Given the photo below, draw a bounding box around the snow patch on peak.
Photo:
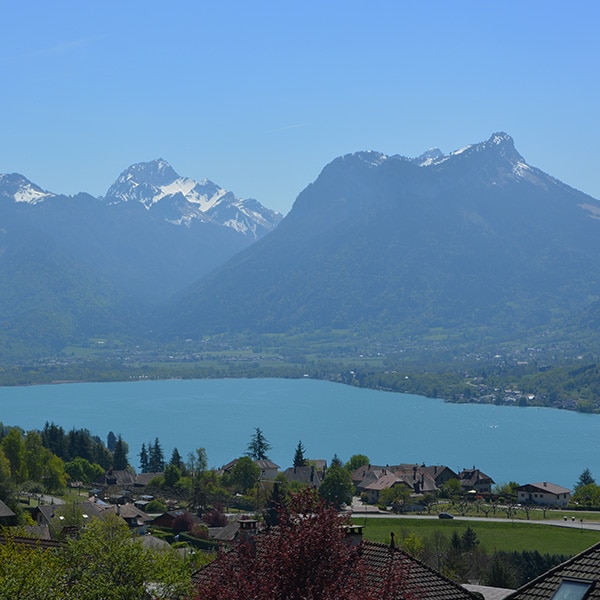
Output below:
[103,161,282,238]
[488,132,513,146]
[347,151,388,167]
[450,144,473,156]
[415,148,445,166]
[0,173,55,204]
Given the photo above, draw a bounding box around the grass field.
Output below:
[353,517,600,556]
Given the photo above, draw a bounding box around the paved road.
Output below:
[350,499,600,531]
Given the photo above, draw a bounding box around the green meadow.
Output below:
[355,517,600,556]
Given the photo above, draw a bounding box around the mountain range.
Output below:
[160,133,600,352]
[0,161,281,357]
[3,133,600,362]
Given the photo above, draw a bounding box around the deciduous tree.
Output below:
[227,457,260,494]
[345,454,370,473]
[319,464,353,508]
[194,488,411,600]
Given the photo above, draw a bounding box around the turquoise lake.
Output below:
[0,377,597,489]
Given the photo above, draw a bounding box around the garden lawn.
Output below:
[354,517,600,556]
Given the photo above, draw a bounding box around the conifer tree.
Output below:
[149,437,165,472]
[112,435,128,471]
[293,440,306,468]
[169,447,184,472]
[246,428,271,461]
[139,443,149,473]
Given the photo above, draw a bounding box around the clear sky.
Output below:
[1,1,598,215]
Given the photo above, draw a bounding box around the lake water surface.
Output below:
[0,377,597,489]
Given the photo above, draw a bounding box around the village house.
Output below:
[220,458,280,481]
[515,482,571,507]
[254,459,280,481]
[282,465,324,488]
[0,499,16,526]
[458,468,495,495]
[353,463,459,497]
[363,474,412,504]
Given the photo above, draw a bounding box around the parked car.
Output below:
[438,512,454,519]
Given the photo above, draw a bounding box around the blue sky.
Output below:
[1,1,598,214]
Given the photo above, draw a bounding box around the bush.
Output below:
[189,523,209,539]
[146,499,167,513]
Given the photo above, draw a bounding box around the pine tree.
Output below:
[170,447,184,472]
[112,435,129,471]
[576,468,595,489]
[107,431,117,453]
[246,428,271,461]
[293,440,306,468]
[461,526,479,551]
[149,437,165,472]
[139,443,149,473]
[330,454,343,469]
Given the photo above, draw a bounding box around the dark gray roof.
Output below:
[0,534,65,550]
[255,459,279,470]
[464,584,515,600]
[506,541,600,600]
[0,499,15,519]
[361,541,479,600]
[22,524,51,540]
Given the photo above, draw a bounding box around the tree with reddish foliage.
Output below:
[202,505,228,527]
[171,511,194,534]
[193,488,415,600]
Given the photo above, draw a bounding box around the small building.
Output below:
[458,468,495,495]
[255,459,280,481]
[0,499,16,525]
[363,474,411,505]
[515,482,571,507]
[220,458,280,481]
[282,465,324,488]
[114,503,152,530]
[152,508,199,530]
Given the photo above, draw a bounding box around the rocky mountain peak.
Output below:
[0,173,55,204]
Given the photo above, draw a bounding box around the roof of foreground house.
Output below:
[506,541,600,600]
[360,540,479,600]
[191,536,479,600]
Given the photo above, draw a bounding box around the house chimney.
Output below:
[343,524,364,548]
[239,519,258,543]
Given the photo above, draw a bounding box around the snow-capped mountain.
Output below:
[0,173,55,204]
[104,159,282,239]
[0,159,284,358]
